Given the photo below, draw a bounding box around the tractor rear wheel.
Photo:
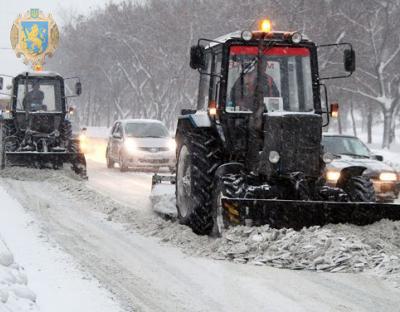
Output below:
[343,176,376,202]
[176,130,221,235]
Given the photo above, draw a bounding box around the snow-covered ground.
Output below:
[0,179,124,312]
[0,234,38,311]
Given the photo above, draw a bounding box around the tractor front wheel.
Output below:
[176,131,221,235]
[343,176,376,202]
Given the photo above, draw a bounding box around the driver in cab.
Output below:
[230,60,279,112]
[23,80,47,111]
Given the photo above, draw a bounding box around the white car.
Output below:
[106,119,176,172]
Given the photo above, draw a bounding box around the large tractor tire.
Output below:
[343,176,376,202]
[176,130,221,235]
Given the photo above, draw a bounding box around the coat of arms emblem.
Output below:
[10,9,59,70]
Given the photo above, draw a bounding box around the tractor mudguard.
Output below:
[336,166,367,189]
[214,162,244,179]
[221,197,400,230]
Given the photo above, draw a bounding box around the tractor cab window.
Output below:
[16,79,62,112]
[226,46,314,113]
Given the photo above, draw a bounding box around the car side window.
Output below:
[113,123,122,137]
[111,123,118,135]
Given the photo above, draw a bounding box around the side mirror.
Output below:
[190,45,206,70]
[75,82,82,96]
[113,132,122,139]
[372,155,384,161]
[330,103,339,118]
[0,77,3,90]
[81,127,87,132]
[344,49,356,72]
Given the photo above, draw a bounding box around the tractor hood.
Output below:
[326,155,396,178]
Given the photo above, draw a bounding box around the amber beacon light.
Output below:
[259,19,272,32]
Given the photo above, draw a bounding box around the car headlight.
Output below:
[322,152,334,164]
[124,138,138,153]
[168,139,177,151]
[269,151,280,164]
[326,170,340,182]
[379,172,397,182]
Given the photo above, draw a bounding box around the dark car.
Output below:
[322,134,399,202]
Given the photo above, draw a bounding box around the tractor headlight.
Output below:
[291,32,303,44]
[124,138,138,154]
[269,151,280,164]
[379,172,397,182]
[322,152,334,164]
[326,170,341,182]
[241,30,253,41]
[168,139,177,151]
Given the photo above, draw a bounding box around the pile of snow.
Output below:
[2,167,400,289]
[0,238,38,311]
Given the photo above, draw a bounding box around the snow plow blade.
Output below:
[151,173,176,188]
[221,198,400,230]
[5,151,87,178]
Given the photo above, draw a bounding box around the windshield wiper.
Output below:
[340,153,370,158]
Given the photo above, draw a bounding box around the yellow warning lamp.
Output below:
[259,19,272,32]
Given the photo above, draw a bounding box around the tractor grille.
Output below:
[261,114,322,177]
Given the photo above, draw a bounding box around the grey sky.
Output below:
[0,0,123,75]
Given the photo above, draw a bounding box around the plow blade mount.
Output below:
[222,198,400,230]
[5,151,87,177]
[151,173,176,188]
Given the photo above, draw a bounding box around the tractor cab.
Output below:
[189,23,355,176]
[11,72,67,133]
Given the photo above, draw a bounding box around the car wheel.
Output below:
[119,154,128,172]
[106,149,114,169]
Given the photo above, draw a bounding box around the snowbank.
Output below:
[0,180,123,312]
[150,186,400,287]
[0,237,39,311]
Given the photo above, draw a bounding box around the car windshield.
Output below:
[322,136,371,158]
[16,78,62,112]
[124,122,169,138]
[226,46,314,113]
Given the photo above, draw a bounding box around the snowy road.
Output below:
[87,160,153,211]
[0,161,399,311]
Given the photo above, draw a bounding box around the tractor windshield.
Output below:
[226,46,314,113]
[16,78,62,112]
